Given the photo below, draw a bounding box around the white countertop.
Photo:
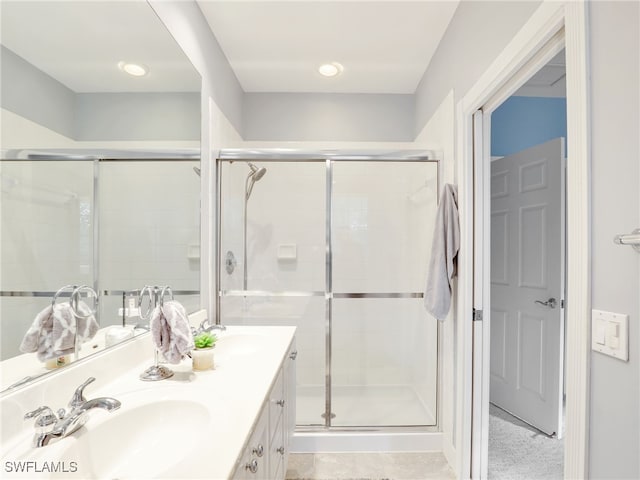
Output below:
[0,324,296,479]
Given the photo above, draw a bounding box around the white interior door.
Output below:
[490,137,565,437]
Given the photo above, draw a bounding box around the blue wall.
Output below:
[491,96,567,157]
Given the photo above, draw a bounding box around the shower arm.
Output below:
[243,173,253,291]
[242,163,266,291]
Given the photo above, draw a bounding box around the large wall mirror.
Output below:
[0,1,201,393]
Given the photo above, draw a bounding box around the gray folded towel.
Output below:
[20,301,99,361]
[20,304,54,361]
[150,300,195,364]
[424,183,460,321]
[52,300,99,356]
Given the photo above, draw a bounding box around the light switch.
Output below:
[594,323,606,345]
[592,309,629,361]
[607,322,620,349]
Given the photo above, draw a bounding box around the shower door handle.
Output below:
[535,297,557,309]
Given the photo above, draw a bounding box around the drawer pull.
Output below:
[252,444,264,457]
[276,399,285,407]
[277,446,285,455]
[289,350,298,360]
[245,459,258,474]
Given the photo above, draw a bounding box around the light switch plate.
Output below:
[592,309,629,361]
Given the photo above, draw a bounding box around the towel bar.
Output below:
[614,228,640,252]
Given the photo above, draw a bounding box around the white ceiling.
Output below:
[1,1,459,96]
[197,1,460,94]
[0,1,200,93]
[516,50,566,98]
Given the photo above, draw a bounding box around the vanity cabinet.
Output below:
[235,408,270,479]
[233,340,296,480]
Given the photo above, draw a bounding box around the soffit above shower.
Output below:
[196,1,460,94]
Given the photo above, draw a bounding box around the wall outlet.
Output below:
[591,309,629,361]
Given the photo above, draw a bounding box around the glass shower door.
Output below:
[217,157,439,429]
[0,160,94,360]
[330,161,439,427]
[218,160,327,427]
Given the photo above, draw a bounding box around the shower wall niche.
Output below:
[218,157,439,429]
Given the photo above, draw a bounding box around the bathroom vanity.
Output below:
[0,323,296,479]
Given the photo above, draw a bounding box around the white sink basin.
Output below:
[62,399,210,479]
[2,394,213,480]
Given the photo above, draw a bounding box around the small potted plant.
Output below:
[192,332,217,371]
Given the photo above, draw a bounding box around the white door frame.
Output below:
[455,2,591,479]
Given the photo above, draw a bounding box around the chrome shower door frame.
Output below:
[216,153,440,431]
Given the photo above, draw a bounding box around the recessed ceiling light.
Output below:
[118,61,148,77]
[318,62,343,77]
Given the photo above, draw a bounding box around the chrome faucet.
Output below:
[192,319,226,336]
[24,377,121,448]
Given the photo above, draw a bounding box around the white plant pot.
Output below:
[192,347,215,371]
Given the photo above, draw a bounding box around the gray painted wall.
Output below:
[414,1,541,136]
[1,46,75,139]
[149,2,419,142]
[416,1,639,477]
[75,92,200,142]
[243,93,415,142]
[589,1,639,478]
[1,46,200,143]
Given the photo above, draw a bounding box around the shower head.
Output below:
[245,162,267,199]
[193,167,201,177]
[248,162,267,181]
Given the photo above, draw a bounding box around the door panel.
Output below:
[490,138,565,437]
[519,204,547,288]
[490,309,507,381]
[517,311,545,397]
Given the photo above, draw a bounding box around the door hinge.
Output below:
[473,308,483,322]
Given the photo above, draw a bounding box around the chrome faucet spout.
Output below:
[34,430,64,448]
[82,397,121,412]
[26,378,120,448]
[192,319,226,337]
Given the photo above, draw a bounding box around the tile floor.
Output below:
[285,452,455,480]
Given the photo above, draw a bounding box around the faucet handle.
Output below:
[24,406,57,429]
[69,377,96,409]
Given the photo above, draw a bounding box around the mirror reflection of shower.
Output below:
[243,162,267,290]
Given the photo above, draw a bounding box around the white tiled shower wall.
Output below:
[219,160,439,426]
[0,160,200,360]
[98,161,200,321]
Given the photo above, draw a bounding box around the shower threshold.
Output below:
[297,384,436,428]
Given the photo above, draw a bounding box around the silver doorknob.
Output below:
[535,297,557,309]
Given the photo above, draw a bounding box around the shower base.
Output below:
[296,384,436,427]
[292,384,441,452]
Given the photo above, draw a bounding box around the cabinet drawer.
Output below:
[269,413,285,480]
[269,367,285,433]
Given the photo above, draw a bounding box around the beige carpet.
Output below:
[488,404,563,479]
